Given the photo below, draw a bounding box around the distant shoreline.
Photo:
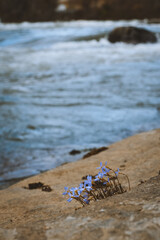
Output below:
[1,17,160,24]
[0,0,160,23]
[0,17,160,25]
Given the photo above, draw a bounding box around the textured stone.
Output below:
[0,129,160,239]
[108,26,157,44]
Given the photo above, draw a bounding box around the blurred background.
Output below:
[0,0,160,188]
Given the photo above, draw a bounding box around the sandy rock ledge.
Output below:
[0,129,160,240]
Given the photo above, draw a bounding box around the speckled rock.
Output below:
[0,129,160,240]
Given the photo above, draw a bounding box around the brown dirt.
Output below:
[0,129,160,239]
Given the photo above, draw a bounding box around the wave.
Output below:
[0,19,159,30]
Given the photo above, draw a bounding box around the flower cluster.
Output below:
[63,162,129,207]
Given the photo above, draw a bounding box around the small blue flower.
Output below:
[63,161,121,206]
[62,186,69,195]
[84,175,92,185]
[96,162,103,169]
[84,175,92,191]
[82,193,88,198]
[67,197,73,202]
[85,185,92,191]
[78,183,85,194]
[84,199,90,204]
[70,187,76,192]
[115,168,119,176]
[102,167,110,174]
[67,193,73,202]
[70,187,80,198]
[79,183,84,189]
[94,172,104,181]
[67,192,73,202]
[67,188,80,202]
[97,162,110,175]
[87,175,92,182]
[82,192,90,204]
[84,181,92,187]
[103,177,110,185]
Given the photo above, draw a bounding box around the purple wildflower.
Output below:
[115,168,119,176]
[67,192,73,202]
[62,186,69,195]
[96,162,103,170]
[96,161,110,176]
[84,199,90,204]
[94,172,104,181]
[78,183,85,194]
[67,187,80,202]
[84,176,92,191]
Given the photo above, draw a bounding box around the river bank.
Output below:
[0,129,160,239]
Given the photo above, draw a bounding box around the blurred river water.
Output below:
[0,20,160,185]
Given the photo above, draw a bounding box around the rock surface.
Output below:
[0,129,160,239]
[108,26,157,44]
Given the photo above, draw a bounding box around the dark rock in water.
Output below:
[69,149,81,155]
[27,125,36,130]
[83,146,108,159]
[69,146,108,157]
[108,26,157,44]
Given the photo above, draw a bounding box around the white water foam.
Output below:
[0,20,160,183]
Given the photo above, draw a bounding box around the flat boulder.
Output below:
[0,129,160,240]
[108,26,157,44]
